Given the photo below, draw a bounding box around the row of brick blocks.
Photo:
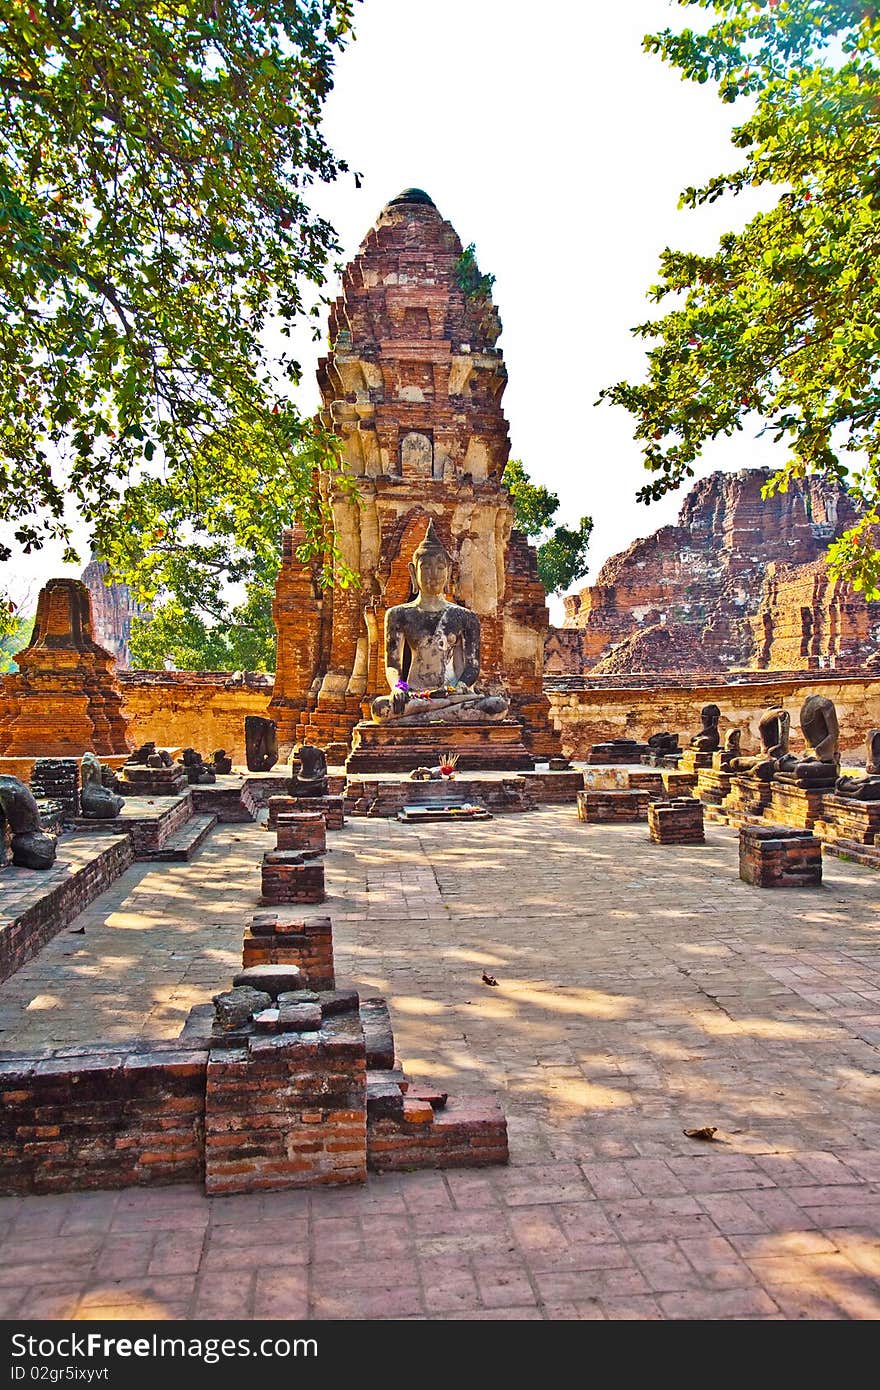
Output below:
[260,795,345,905]
[575,789,823,889]
[576,789,705,845]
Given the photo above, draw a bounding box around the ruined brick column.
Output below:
[270,187,561,760]
[4,579,131,756]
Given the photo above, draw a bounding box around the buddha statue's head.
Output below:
[409,520,452,599]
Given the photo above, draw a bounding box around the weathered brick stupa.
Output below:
[270,188,560,763]
[81,556,150,670]
[552,468,880,675]
[0,579,131,756]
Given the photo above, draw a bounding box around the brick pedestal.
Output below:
[261,852,325,904]
[576,789,649,824]
[721,774,773,825]
[679,750,715,774]
[813,794,880,846]
[276,812,327,854]
[267,795,345,831]
[695,769,733,807]
[205,1012,367,1195]
[243,911,335,989]
[739,823,822,888]
[648,798,705,845]
[769,780,828,830]
[29,758,80,821]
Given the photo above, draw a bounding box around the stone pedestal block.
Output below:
[721,774,773,825]
[739,823,822,888]
[648,798,705,845]
[30,758,80,821]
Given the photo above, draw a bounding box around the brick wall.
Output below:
[548,674,880,760]
[0,835,133,984]
[0,1042,207,1194]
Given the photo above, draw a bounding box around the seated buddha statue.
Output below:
[774,694,840,787]
[729,705,791,782]
[370,521,509,725]
[689,703,721,752]
[835,728,880,800]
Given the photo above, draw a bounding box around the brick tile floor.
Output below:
[0,810,879,1319]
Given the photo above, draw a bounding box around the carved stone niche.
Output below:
[400,431,434,480]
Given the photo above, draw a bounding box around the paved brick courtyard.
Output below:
[0,808,879,1320]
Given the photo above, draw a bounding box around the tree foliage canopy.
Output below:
[0,0,356,635]
[502,458,592,595]
[600,0,880,596]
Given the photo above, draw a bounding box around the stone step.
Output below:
[142,814,217,862]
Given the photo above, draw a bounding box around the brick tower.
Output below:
[269,189,560,762]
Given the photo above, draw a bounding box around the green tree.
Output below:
[600,0,880,596]
[0,611,33,672]
[0,0,357,636]
[502,458,593,595]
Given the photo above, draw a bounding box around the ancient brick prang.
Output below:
[1,580,131,757]
[80,558,150,669]
[270,188,560,761]
[559,468,879,673]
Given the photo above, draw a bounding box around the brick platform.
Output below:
[739,823,823,888]
[577,789,649,824]
[0,834,133,984]
[648,797,705,845]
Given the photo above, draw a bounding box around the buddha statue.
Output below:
[729,706,791,782]
[835,728,880,800]
[775,694,840,787]
[80,752,125,819]
[289,741,328,797]
[689,703,721,753]
[371,521,509,725]
[0,775,57,868]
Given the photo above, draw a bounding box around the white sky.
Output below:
[7,0,790,620]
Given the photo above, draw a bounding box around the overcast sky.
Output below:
[8,0,788,618]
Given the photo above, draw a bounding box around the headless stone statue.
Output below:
[212,749,233,775]
[0,775,57,869]
[836,728,880,800]
[690,703,721,753]
[370,521,508,725]
[80,752,125,819]
[179,748,216,785]
[647,731,680,755]
[289,742,328,797]
[730,706,791,782]
[776,694,840,787]
[245,716,278,772]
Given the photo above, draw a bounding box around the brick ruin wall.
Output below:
[557,468,880,675]
[548,673,880,762]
